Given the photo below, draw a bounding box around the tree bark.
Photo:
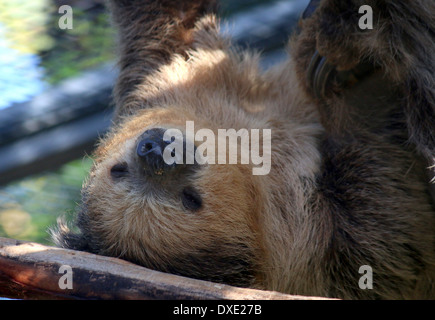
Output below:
[0,237,332,300]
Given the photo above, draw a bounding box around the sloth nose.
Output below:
[136,128,172,175]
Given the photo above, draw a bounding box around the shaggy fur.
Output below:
[52,0,435,299]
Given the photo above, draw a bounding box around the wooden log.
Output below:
[0,237,332,300]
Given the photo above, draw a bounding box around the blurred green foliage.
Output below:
[0,158,93,245]
[41,5,115,84]
[0,0,111,245]
[0,0,53,54]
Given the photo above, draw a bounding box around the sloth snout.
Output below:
[136,128,174,176]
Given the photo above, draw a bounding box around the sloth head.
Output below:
[52,107,268,287]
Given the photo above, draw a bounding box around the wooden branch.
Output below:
[0,237,331,300]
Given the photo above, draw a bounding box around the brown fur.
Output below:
[52,0,435,299]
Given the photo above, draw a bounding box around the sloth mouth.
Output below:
[110,162,129,178]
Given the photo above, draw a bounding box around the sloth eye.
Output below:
[110,162,129,178]
[181,187,202,211]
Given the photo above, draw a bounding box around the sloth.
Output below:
[52,0,435,299]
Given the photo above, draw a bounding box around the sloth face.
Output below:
[55,107,266,287]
